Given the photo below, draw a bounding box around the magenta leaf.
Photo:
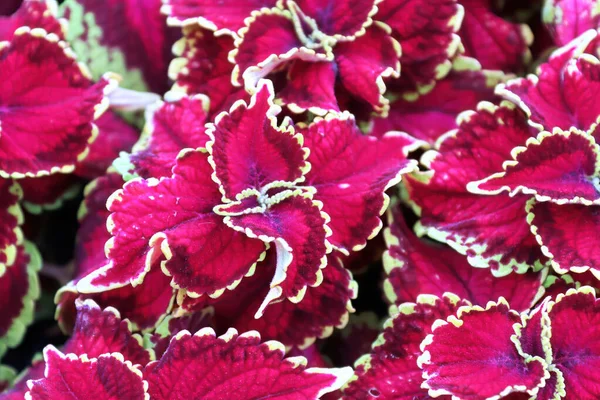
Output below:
[405,102,545,275]
[458,0,533,72]
[527,200,600,277]
[0,28,115,178]
[300,113,419,253]
[343,293,468,399]
[27,347,148,400]
[289,0,377,39]
[542,287,600,398]
[334,23,401,117]
[376,0,463,97]
[470,128,600,205]
[543,0,600,46]
[0,241,41,358]
[169,26,244,116]
[384,205,545,312]
[206,80,309,200]
[223,191,331,309]
[499,38,600,131]
[199,253,357,349]
[162,0,281,33]
[124,94,210,179]
[369,58,503,144]
[77,149,266,299]
[144,328,352,399]
[419,299,548,399]
[0,0,64,41]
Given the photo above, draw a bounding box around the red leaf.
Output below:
[144,328,352,399]
[224,191,330,308]
[377,0,463,97]
[207,80,308,200]
[419,300,548,399]
[470,128,600,205]
[162,0,281,33]
[384,206,545,312]
[458,0,532,72]
[0,29,114,178]
[300,113,418,253]
[405,102,545,275]
[527,200,600,277]
[343,293,467,399]
[27,347,148,400]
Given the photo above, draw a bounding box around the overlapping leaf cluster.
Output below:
[2,0,600,399]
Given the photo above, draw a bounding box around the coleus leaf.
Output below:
[343,293,468,399]
[79,267,175,333]
[169,26,247,116]
[161,0,282,34]
[120,93,211,179]
[190,252,357,349]
[513,291,580,399]
[74,81,326,318]
[299,112,420,253]
[222,190,331,308]
[206,80,309,200]
[328,22,401,117]
[543,0,600,46]
[384,205,546,312]
[288,0,378,39]
[25,300,153,399]
[232,7,399,116]
[75,173,124,279]
[0,0,65,41]
[278,60,340,114]
[369,57,504,145]
[77,148,266,300]
[205,81,337,307]
[418,299,548,399]
[231,7,331,89]
[376,0,464,98]
[458,0,533,72]
[405,101,546,275]
[0,27,115,178]
[146,307,215,359]
[278,21,401,116]
[541,287,600,398]
[0,180,23,271]
[144,327,353,400]
[15,112,138,203]
[60,0,177,94]
[26,347,148,400]
[57,173,175,332]
[61,299,153,365]
[498,33,600,131]
[0,243,41,358]
[527,200,600,278]
[58,269,175,334]
[469,128,600,205]
[0,208,41,358]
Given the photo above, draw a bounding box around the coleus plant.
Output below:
[4,0,600,399]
